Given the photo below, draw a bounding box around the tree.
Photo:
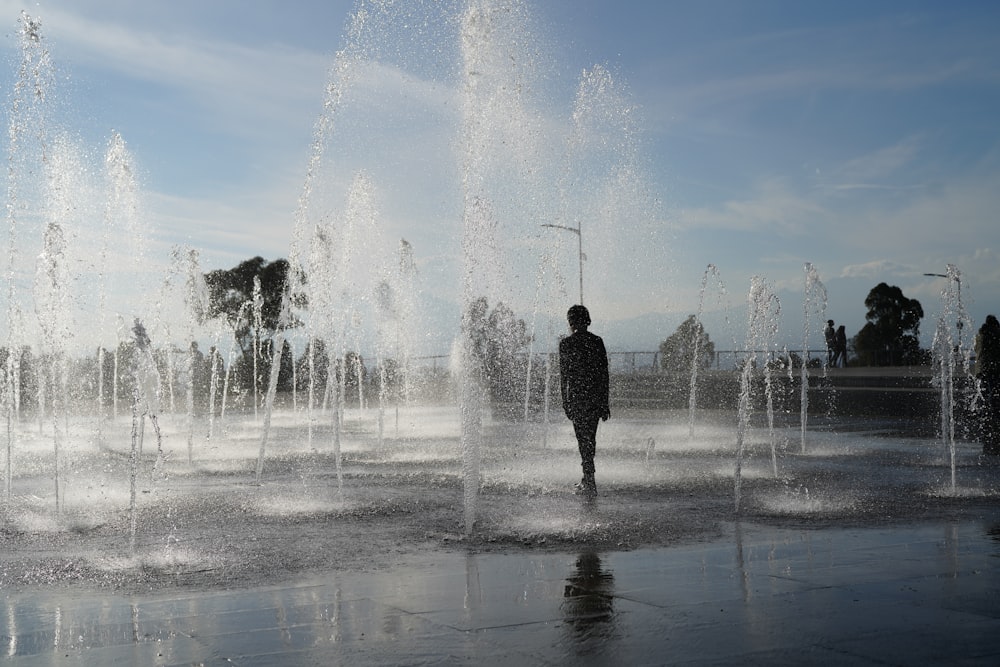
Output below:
[852,283,924,366]
[465,297,532,412]
[203,257,303,355]
[659,315,716,371]
[204,257,305,392]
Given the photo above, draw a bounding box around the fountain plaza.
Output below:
[2,378,1000,665]
[2,1,999,663]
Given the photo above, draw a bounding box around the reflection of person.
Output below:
[559,305,610,496]
[562,551,615,646]
[824,320,836,366]
[975,315,1000,455]
[834,325,848,368]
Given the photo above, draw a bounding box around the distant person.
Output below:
[834,325,848,368]
[559,305,610,497]
[975,315,1000,455]
[824,320,836,366]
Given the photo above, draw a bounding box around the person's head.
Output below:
[827,320,834,327]
[567,304,591,332]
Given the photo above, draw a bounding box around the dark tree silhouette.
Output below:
[465,297,532,413]
[203,257,304,357]
[658,315,716,371]
[204,257,305,393]
[852,283,924,366]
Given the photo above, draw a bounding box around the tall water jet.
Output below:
[734,276,781,512]
[929,264,972,491]
[206,334,222,439]
[278,1,399,458]
[99,132,144,448]
[36,132,91,511]
[459,0,541,535]
[251,276,263,420]
[689,264,728,438]
[130,320,162,552]
[35,220,70,510]
[302,221,337,448]
[256,289,291,483]
[330,172,382,469]
[393,239,418,434]
[283,0,384,293]
[373,240,418,444]
[219,303,250,426]
[4,12,52,499]
[800,263,827,453]
[177,247,209,463]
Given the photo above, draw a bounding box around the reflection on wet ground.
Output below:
[562,551,617,650]
[3,520,1000,665]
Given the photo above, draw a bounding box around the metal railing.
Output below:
[409,349,833,375]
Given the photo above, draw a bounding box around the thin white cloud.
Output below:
[639,7,1000,140]
[839,168,1000,255]
[146,185,298,269]
[825,136,923,187]
[5,2,331,137]
[839,260,913,280]
[677,177,830,234]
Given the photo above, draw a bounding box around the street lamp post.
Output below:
[542,222,583,305]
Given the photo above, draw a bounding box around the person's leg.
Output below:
[573,416,599,492]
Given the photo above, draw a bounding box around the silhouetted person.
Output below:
[975,315,1000,455]
[559,305,610,496]
[824,320,836,366]
[833,325,848,368]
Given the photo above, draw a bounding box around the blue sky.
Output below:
[2,0,998,356]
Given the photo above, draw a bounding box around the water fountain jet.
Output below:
[799,262,827,453]
[734,276,780,512]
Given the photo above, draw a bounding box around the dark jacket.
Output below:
[559,330,610,421]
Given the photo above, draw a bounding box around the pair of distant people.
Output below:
[825,319,848,368]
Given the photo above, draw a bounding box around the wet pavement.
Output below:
[4,405,1000,664]
[4,517,1000,666]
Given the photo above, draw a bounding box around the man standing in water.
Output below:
[559,305,610,496]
